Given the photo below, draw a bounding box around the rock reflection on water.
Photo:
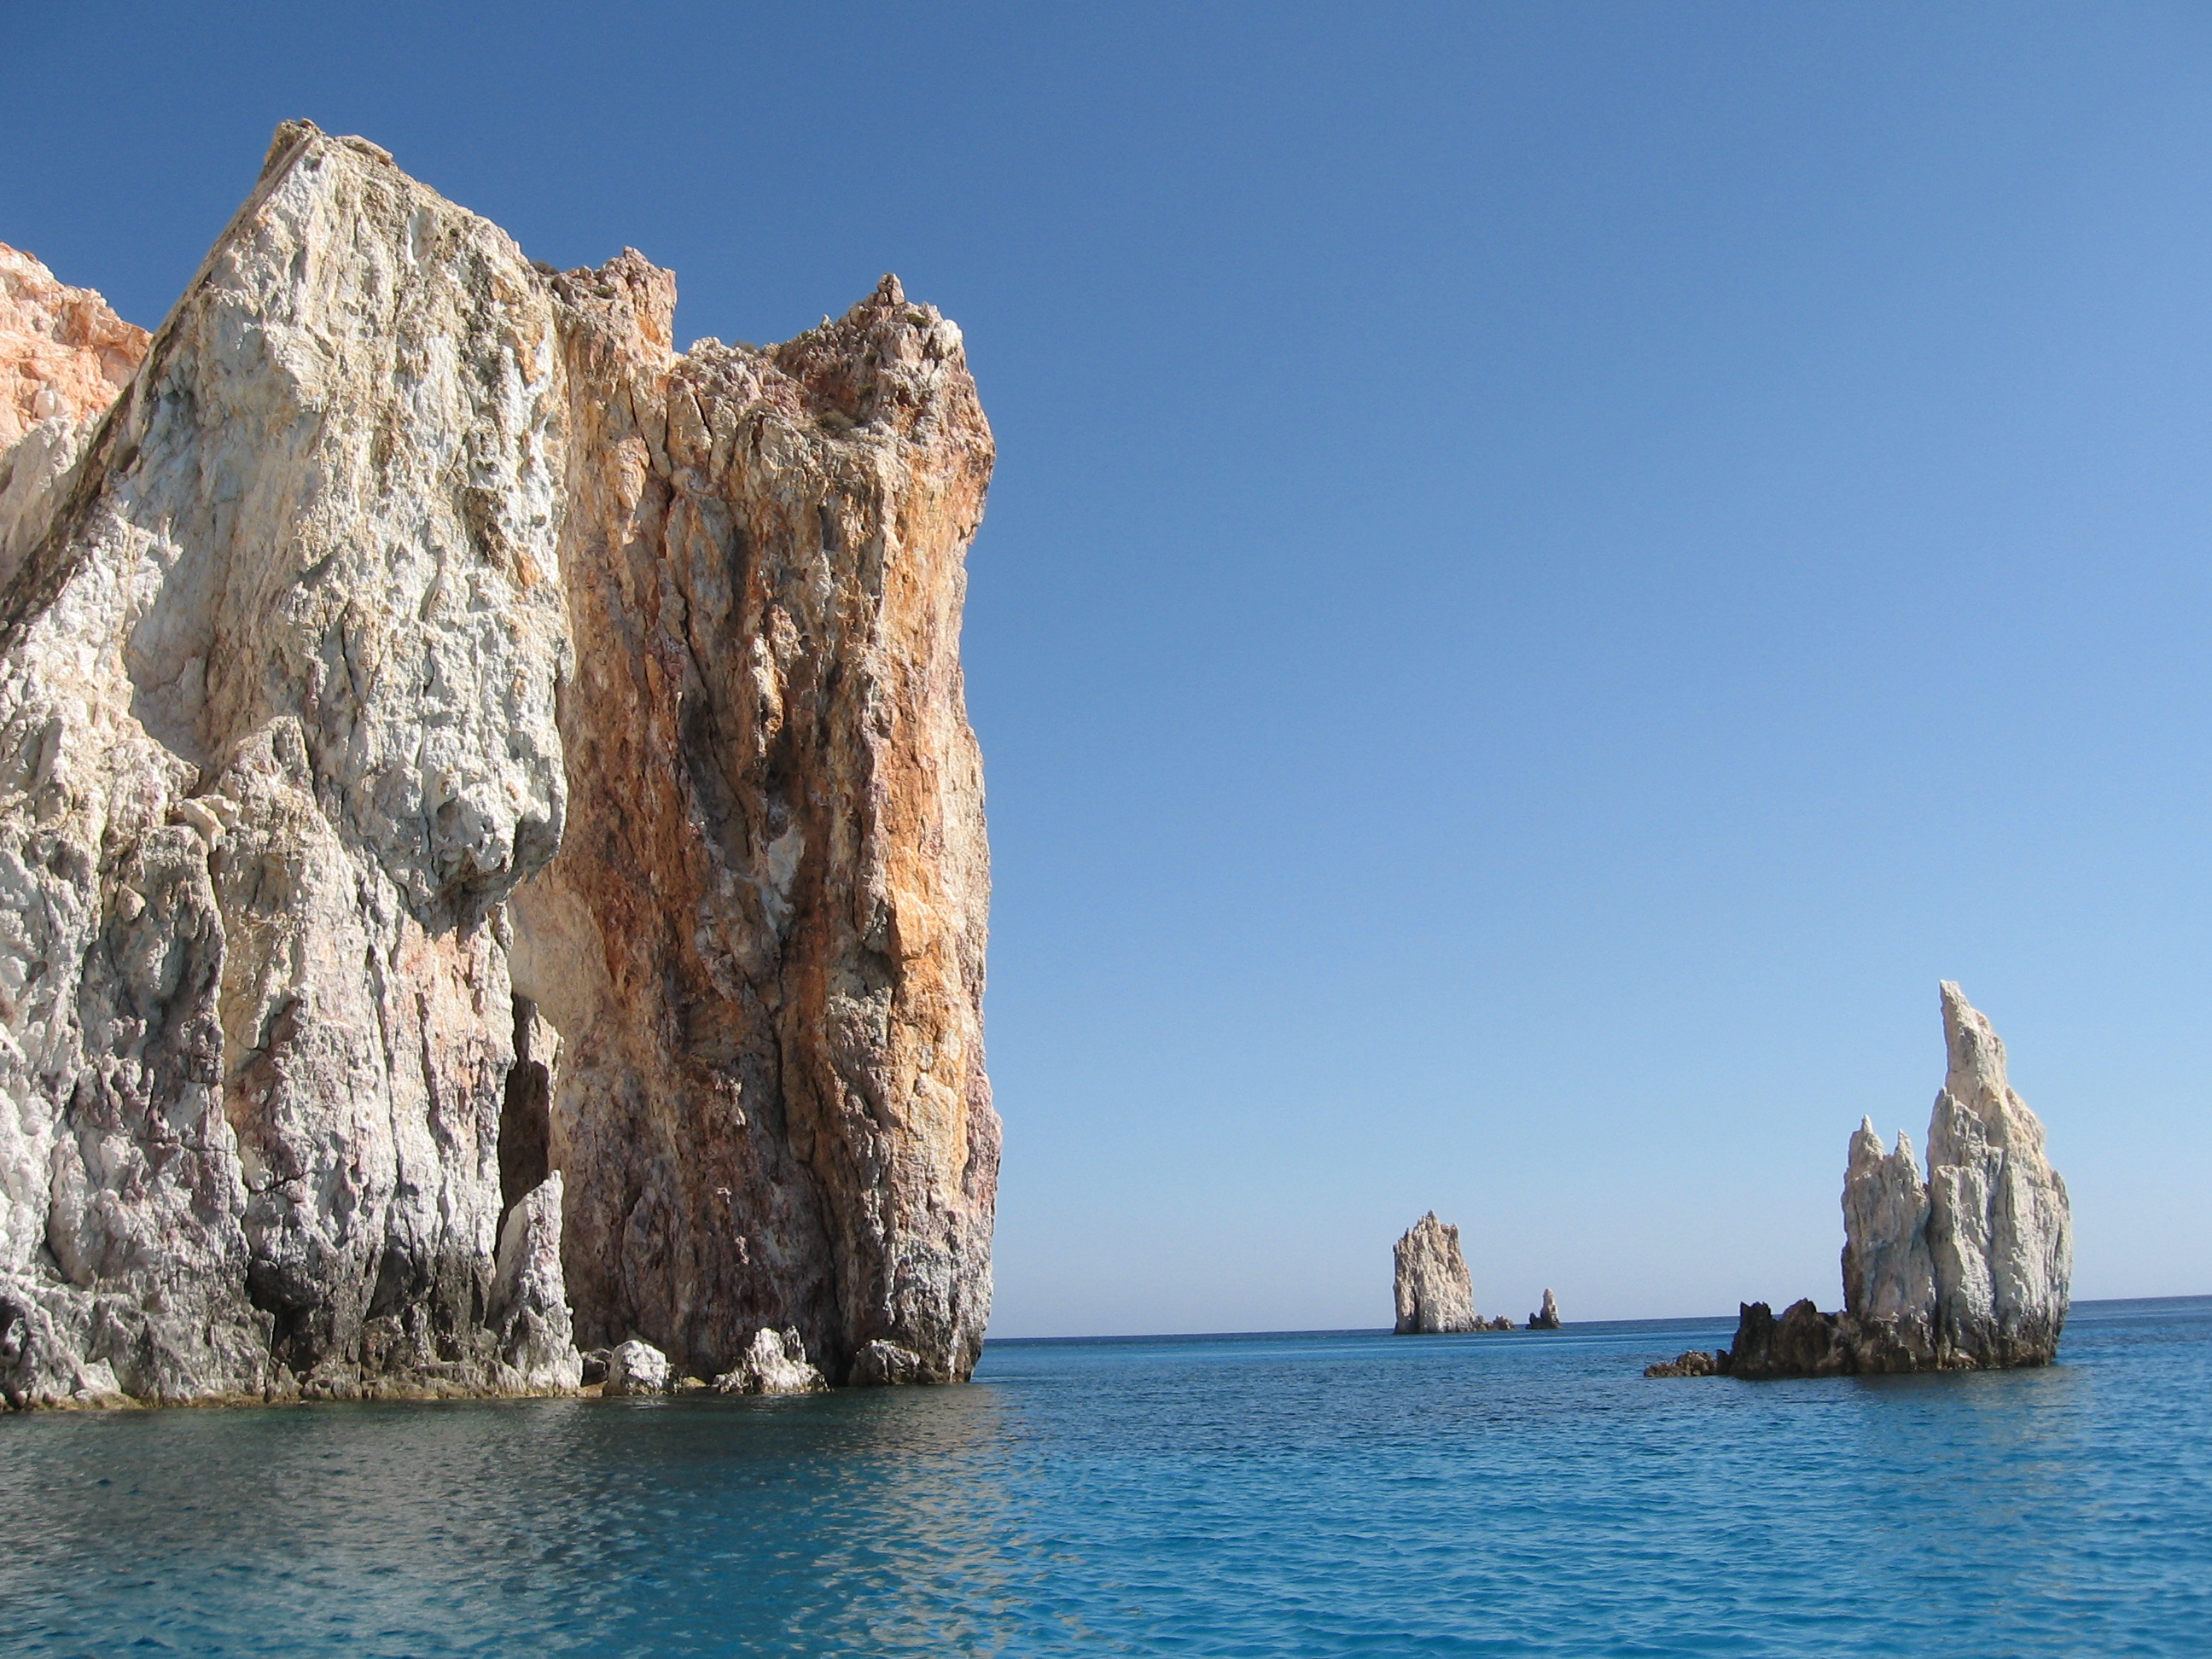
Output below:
[2,1301,2208,1656]
[0,1386,1040,1656]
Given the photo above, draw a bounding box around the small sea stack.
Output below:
[1527,1289,1562,1330]
[1650,983,2072,1379]
[1394,1213,1478,1334]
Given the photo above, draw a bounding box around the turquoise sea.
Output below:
[3,1297,2206,1656]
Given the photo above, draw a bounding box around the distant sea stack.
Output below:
[1650,983,2070,1380]
[1394,1213,1478,1334]
[0,124,998,1408]
[1527,1289,1562,1330]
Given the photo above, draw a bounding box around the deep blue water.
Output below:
[2,1297,2207,1656]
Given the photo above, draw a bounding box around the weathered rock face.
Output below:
[492,1172,584,1393]
[1922,981,2070,1366]
[602,1337,671,1396]
[1719,1299,1853,1379]
[1674,983,2069,1382]
[713,1326,827,1395]
[513,246,996,1387]
[1840,1117,1936,1357]
[1527,1288,1562,1330]
[1393,1212,1477,1334]
[1643,1348,1719,1378]
[0,243,147,446]
[0,246,149,587]
[1835,982,2069,1370]
[0,122,997,1406]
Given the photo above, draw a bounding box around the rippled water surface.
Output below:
[3,1298,2207,1656]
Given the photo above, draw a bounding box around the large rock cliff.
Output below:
[1701,982,2069,1380]
[1393,1212,1478,1334]
[0,123,996,1406]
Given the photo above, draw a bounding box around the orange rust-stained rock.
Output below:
[0,124,997,1406]
[512,255,998,1383]
[0,243,148,447]
[0,245,151,587]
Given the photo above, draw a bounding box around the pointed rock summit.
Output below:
[1920,981,2072,1365]
[1672,983,2070,1379]
[0,123,998,1407]
[1527,1288,1562,1330]
[1394,1212,1478,1334]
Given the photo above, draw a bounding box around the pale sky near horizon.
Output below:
[9,2,2212,1335]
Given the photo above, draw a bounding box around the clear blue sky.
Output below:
[10,3,2211,1333]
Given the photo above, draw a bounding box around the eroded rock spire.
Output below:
[1394,1212,1478,1334]
[1676,982,2070,1380]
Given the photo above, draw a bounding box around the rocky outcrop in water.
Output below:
[1528,1289,1561,1330]
[1394,1212,1477,1334]
[1919,981,2070,1365]
[0,123,997,1407]
[1650,983,2069,1380]
[1643,1348,1720,1377]
[713,1327,827,1394]
[603,1338,672,1396]
[1714,1298,1851,1378]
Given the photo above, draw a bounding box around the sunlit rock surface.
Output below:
[1668,983,2070,1381]
[1394,1212,1477,1334]
[603,1338,671,1396]
[519,246,996,1388]
[0,122,996,1406]
[0,245,149,588]
[1920,981,2071,1366]
[713,1327,827,1394]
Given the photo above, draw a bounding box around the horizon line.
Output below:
[981,1293,2212,1347]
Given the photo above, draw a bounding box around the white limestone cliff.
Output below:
[1840,1118,1937,1362]
[492,1172,585,1392]
[1394,1212,1477,1335]
[1922,981,2072,1366]
[1840,982,2070,1368]
[0,122,998,1406]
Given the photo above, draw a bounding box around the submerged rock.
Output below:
[0,122,998,1407]
[1527,1289,1562,1330]
[1394,1213,1478,1334]
[1682,984,2071,1380]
